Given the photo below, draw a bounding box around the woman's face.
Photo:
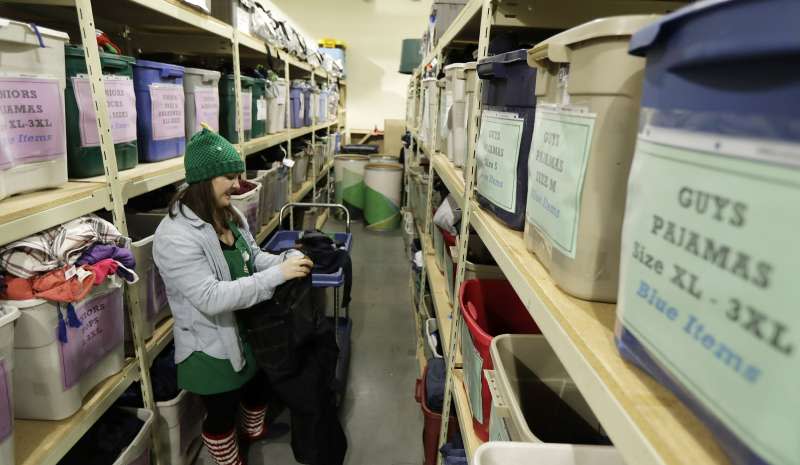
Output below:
[211,174,241,208]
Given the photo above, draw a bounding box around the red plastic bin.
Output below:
[415,367,460,465]
[459,279,540,441]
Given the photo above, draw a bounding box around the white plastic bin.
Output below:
[231,181,262,237]
[444,63,467,166]
[183,67,221,138]
[9,278,125,420]
[292,152,309,191]
[115,408,155,465]
[0,19,69,201]
[436,77,448,153]
[267,78,287,134]
[211,0,253,34]
[156,390,205,465]
[0,306,20,465]
[487,334,607,444]
[421,77,438,147]
[475,443,624,465]
[462,61,478,174]
[126,212,171,340]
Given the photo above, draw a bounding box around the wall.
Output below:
[267,0,431,131]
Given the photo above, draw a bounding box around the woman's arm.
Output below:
[154,232,286,317]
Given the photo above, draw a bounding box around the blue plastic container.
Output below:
[617,3,800,465]
[303,85,313,126]
[475,49,536,230]
[290,81,305,129]
[133,59,186,162]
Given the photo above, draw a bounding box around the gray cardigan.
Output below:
[153,203,288,371]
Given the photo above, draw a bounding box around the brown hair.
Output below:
[168,180,243,234]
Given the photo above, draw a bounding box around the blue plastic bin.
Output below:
[262,230,353,287]
[303,85,313,126]
[617,3,800,465]
[133,59,186,162]
[475,50,536,230]
[290,81,305,129]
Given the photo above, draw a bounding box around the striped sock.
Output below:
[240,404,267,440]
[202,429,244,465]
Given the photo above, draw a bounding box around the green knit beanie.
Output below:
[184,128,245,184]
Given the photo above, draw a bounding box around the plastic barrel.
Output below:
[334,155,369,221]
[364,162,403,231]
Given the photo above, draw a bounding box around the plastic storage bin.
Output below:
[436,77,448,153]
[290,80,306,129]
[231,181,261,237]
[183,67,221,138]
[474,443,624,465]
[0,306,20,465]
[444,63,467,167]
[421,77,439,148]
[219,74,254,143]
[267,78,287,134]
[126,212,171,340]
[65,45,138,178]
[524,16,655,302]
[416,362,459,465]
[211,0,253,34]
[115,408,154,465]
[0,20,69,200]
[400,39,422,74]
[156,390,205,465]
[433,225,456,273]
[251,77,268,138]
[462,61,478,174]
[446,244,504,303]
[303,84,313,127]
[291,152,309,191]
[133,59,186,162]
[9,278,125,420]
[273,165,289,211]
[247,169,272,225]
[432,0,468,46]
[459,279,540,441]
[487,335,608,444]
[616,3,800,465]
[475,49,537,230]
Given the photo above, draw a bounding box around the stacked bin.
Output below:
[126,212,172,340]
[133,59,186,162]
[251,77,268,139]
[267,77,287,134]
[459,279,540,440]
[290,80,306,128]
[156,390,205,465]
[65,45,138,178]
[475,50,537,230]
[292,151,309,191]
[0,306,20,465]
[0,20,69,200]
[444,63,468,167]
[7,278,125,420]
[524,16,656,302]
[615,3,800,465]
[436,77,448,153]
[219,74,254,143]
[487,335,609,445]
[421,77,438,148]
[183,67,221,139]
[475,443,624,465]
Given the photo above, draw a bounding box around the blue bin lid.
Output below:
[132,58,185,74]
[630,0,800,58]
[477,49,528,67]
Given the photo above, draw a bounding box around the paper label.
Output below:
[59,287,124,389]
[150,84,185,141]
[619,128,800,465]
[526,108,595,258]
[73,77,137,147]
[238,90,252,131]
[461,323,484,423]
[146,268,168,322]
[476,111,524,213]
[0,77,65,168]
[256,98,267,121]
[0,360,11,442]
[193,86,219,134]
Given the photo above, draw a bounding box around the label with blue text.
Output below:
[476,111,523,213]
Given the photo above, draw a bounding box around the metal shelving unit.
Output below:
[0,1,345,464]
[405,1,725,465]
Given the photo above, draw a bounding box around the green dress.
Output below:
[177,222,259,395]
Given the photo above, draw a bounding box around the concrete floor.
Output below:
[196,219,423,465]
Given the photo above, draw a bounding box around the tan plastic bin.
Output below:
[422,77,439,149]
[461,62,478,175]
[444,63,467,166]
[487,335,607,444]
[436,77,448,153]
[524,15,658,302]
[475,443,624,465]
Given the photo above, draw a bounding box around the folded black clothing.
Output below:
[59,408,144,465]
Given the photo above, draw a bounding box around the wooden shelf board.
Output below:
[452,369,484,461]
[242,133,290,156]
[15,359,140,465]
[469,204,729,465]
[422,235,462,366]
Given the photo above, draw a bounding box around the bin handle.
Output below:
[476,61,508,80]
[279,202,350,233]
[160,67,183,79]
[465,301,479,322]
[102,59,131,72]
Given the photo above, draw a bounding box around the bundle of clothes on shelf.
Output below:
[0,214,137,342]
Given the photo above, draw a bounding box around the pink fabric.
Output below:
[90,259,118,284]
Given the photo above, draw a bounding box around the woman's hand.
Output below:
[280,255,314,280]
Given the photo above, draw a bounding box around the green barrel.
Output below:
[364,162,403,231]
[334,155,369,221]
[65,45,138,178]
[219,75,254,143]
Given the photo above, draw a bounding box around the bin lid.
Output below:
[66,44,136,64]
[133,58,185,74]
[443,62,466,72]
[0,17,69,42]
[183,67,221,79]
[477,48,528,66]
[365,162,403,171]
[528,15,659,66]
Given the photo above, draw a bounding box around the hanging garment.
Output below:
[75,243,136,269]
[0,215,128,279]
[293,232,353,308]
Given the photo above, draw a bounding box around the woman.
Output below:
[153,128,312,465]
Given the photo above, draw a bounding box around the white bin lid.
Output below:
[474,443,624,465]
[0,17,69,42]
[183,67,221,79]
[528,15,660,67]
